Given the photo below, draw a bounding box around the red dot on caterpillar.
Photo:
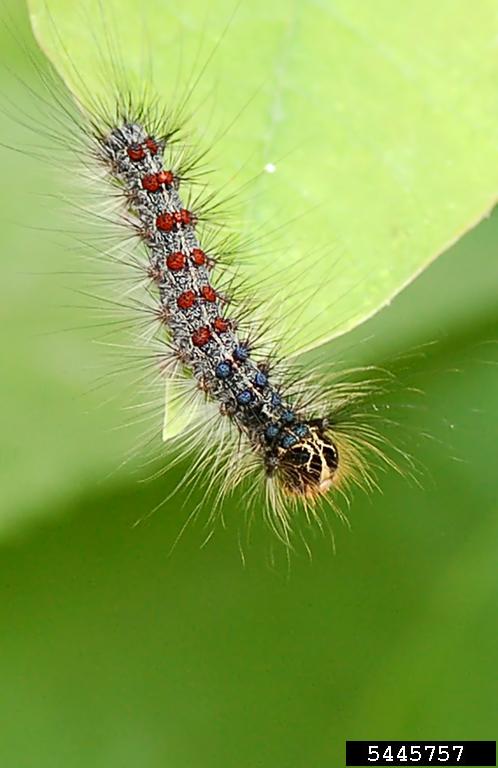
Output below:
[166,252,185,271]
[192,327,211,347]
[145,136,158,154]
[201,285,216,302]
[157,170,175,186]
[156,212,175,231]
[142,174,161,192]
[127,143,145,161]
[191,248,206,266]
[177,290,196,309]
[213,317,229,333]
[173,209,194,226]
[183,209,194,225]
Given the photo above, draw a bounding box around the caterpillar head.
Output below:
[277,421,339,498]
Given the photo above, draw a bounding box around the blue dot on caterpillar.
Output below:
[100,122,339,499]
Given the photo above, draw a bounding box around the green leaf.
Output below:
[28,0,498,440]
[29,0,498,349]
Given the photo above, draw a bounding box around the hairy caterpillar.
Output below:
[102,124,341,491]
[1,0,406,544]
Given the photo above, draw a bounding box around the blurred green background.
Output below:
[0,2,497,767]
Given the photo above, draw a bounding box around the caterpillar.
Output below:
[102,124,340,492]
[1,0,405,545]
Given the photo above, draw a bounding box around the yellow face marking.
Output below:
[279,428,338,498]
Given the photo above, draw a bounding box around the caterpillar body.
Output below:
[102,122,339,500]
